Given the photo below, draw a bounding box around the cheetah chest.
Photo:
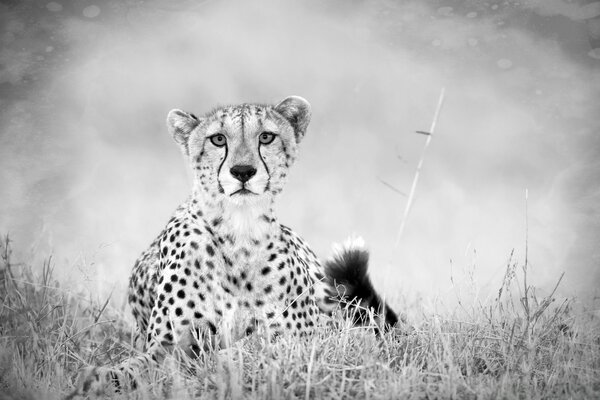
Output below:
[196,236,318,338]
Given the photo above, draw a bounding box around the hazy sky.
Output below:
[1,0,599,308]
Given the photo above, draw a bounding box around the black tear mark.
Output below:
[257,143,270,181]
[215,141,228,191]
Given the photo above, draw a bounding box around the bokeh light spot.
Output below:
[83,5,101,19]
[46,2,62,12]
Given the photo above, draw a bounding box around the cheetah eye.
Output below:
[209,134,227,147]
[258,132,276,145]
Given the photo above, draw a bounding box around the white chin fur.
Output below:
[222,196,272,241]
[227,192,262,207]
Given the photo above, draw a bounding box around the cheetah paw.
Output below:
[66,366,122,399]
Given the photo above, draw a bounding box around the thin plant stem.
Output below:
[395,88,446,246]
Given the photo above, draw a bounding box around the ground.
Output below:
[1,236,599,399]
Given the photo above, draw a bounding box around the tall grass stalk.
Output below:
[395,88,446,246]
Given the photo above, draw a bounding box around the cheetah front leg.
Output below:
[69,357,145,398]
[69,304,218,397]
[69,341,161,397]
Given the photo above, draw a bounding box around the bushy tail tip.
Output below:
[324,237,398,330]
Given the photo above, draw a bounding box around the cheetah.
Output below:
[73,96,397,396]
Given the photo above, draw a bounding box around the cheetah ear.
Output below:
[166,109,201,155]
[274,96,311,143]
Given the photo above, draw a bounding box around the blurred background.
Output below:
[1,0,599,311]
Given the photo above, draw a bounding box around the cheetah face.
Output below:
[166,96,311,206]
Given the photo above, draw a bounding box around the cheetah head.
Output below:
[166,96,311,207]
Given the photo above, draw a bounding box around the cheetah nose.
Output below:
[230,165,257,183]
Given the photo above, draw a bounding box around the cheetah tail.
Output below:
[323,237,399,331]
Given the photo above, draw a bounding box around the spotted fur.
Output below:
[72,96,396,396]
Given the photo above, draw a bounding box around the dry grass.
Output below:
[1,235,599,400]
